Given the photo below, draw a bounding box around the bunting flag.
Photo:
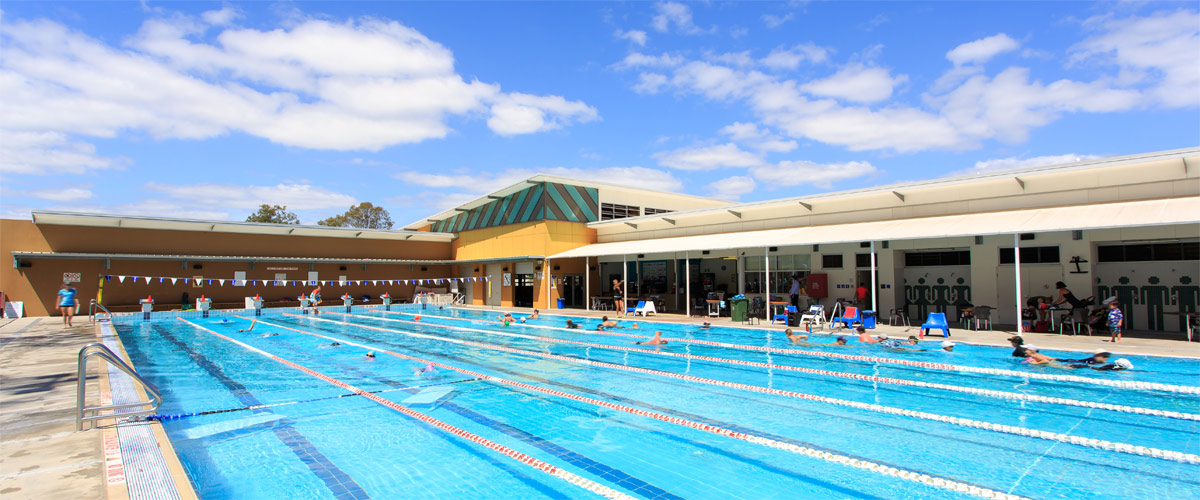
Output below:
[159,277,165,283]
[219,279,226,286]
[118,276,126,283]
[98,273,477,287]
[207,280,213,285]
[171,278,178,285]
[195,278,203,286]
[105,275,112,282]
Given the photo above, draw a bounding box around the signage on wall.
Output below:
[192,275,204,288]
[63,272,81,283]
[503,273,512,286]
[267,267,299,271]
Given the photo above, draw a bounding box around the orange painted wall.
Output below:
[452,221,595,308]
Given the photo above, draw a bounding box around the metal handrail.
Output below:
[77,343,163,431]
[89,299,113,324]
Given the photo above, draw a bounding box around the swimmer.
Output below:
[856,326,878,343]
[941,341,956,352]
[600,316,619,328]
[237,319,258,332]
[1021,345,1055,365]
[630,323,640,329]
[365,352,376,359]
[1056,351,1110,365]
[700,320,711,330]
[1009,336,1027,357]
[565,319,580,329]
[1083,358,1133,371]
[330,342,341,347]
[528,309,540,320]
[635,331,668,345]
[413,363,438,378]
[878,335,922,350]
[833,336,848,346]
[784,328,810,344]
[261,332,279,337]
[519,317,526,324]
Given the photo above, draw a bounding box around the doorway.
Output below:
[486,264,502,306]
[513,274,534,308]
[561,275,584,308]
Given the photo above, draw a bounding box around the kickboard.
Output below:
[401,386,455,407]
[182,413,286,440]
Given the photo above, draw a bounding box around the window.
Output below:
[601,203,641,221]
[643,207,673,215]
[999,246,1060,264]
[1097,242,1199,262]
[905,250,971,267]
[821,254,843,269]
[855,253,873,268]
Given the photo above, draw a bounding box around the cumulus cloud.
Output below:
[962,153,1102,174]
[632,73,670,94]
[706,175,756,200]
[0,13,598,174]
[653,143,764,170]
[760,43,830,70]
[25,187,94,202]
[719,122,797,152]
[613,52,685,69]
[394,166,685,211]
[144,182,357,210]
[800,64,908,103]
[946,33,1020,66]
[762,13,794,29]
[651,2,709,34]
[1071,10,1200,108]
[750,160,878,190]
[0,131,128,174]
[615,29,648,46]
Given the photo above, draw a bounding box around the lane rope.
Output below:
[376,310,1200,395]
[245,316,1033,500]
[344,312,1199,422]
[177,318,637,500]
[293,313,1200,465]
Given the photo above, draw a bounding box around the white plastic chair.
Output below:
[635,301,657,316]
[799,305,825,331]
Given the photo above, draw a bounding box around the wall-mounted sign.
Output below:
[267,267,299,271]
[503,273,512,286]
[63,272,81,283]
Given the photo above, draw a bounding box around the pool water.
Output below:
[114,305,1200,500]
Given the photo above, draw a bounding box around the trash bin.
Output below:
[730,298,748,322]
[862,310,877,329]
[557,298,565,309]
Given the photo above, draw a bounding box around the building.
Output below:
[3,149,1198,334]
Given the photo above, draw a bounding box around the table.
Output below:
[769,301,790,319]
[1043,307,1069,333]
[590,297,608,310]
[706,300,721,317]
[1165,311,1200,342]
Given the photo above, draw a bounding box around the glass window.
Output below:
[643,207,672,215]
[999,246,1059,264]
[1097,242,1200,262]
[822,254,843,269]
[600,203,641,221]
[905,250,970,267]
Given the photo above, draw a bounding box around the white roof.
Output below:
[549,197,1200,258]
[31,211,456,242]
[9,252,541,265]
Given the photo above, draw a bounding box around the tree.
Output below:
[245,204,300,224]
[318,202,394,229]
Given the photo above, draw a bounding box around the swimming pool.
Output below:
[112,305,1200,500]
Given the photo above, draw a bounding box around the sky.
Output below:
[1,1,1197,227]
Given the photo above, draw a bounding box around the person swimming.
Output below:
[1009,336,1027,357]
[498,312,515,326]
[856,326,878,343]
[413,363,438,378]
[635,331,668,345]
[700,320,711,330]
[1056,351,1111,365]
[565,319,580,329]
[1086,358,1133,371]
[784,328,809,344]
[600,316,619,328]
[629,323,640,329]
[237,319,258,332]
[262,332,279,337]
[1021,345,1055,365]
[941,341,956,352]
[528,309,540,320]
[878,335,922,350]
[329,342,341,347]
[833,336,848,346]
[365,352,376,359]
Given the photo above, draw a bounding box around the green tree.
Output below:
[318,202,393,229]
[245,204,300,224]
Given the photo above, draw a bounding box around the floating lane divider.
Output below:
[142,379,481,421]
[345,312,1198,422]
[242,316,1032,500]
[375,310,1200,396]
[176,318,637,500]
[298,313,1200,465]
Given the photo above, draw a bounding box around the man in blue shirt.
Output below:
[57,283,79,327]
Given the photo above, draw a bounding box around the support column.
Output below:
[764,247,771,320]
[585,256,590,311]
[545,259,551,310]
[1014,234,1023,336]
[870,241,878,314]
[685,252,691,318]
[622,254,628,316]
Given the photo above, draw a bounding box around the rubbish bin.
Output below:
[862,310,877,329]
[557,298,565,309]
[730,298,748,322]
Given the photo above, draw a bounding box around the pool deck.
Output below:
[456,305,1200,359]
[0,317,106,499]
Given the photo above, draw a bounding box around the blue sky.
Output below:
[1,1,1196,226]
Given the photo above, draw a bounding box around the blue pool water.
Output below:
[114,305,1200,500]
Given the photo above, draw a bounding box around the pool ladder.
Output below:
[76,343,163,431]
[89,299,113,324]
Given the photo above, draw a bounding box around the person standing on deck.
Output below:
[855,282,868,307]
[310,285,323,315]
[57,283,78,327]
[789,275,802,308]
[613,279,625,316]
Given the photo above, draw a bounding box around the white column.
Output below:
[1014,233,1023,336]
[585,256,590,311]
[870,241,878,313]
[622,254,628,316]
[764,247,771,320]
[545,259,551,310]
[685,251,691,318]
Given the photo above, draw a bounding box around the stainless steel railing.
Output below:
[88,299,113,324]
[76,343,162,431]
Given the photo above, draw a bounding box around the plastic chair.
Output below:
[772,305,796,325]
[1059,308,1089,335]
[691,297,707,317]
[635,301,657,316]
[888,308,909,327]
[920,313,951,338]
[627,301,645,315]
[830,307,861,329]
[799,305,825,331]
[972,306,993,331]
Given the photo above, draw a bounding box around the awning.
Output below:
[549,197,1200,259]
[10,252,544,266]
[31,211,457,242]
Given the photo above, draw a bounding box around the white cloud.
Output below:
[706,175,756,200]
[542,166,684,192]
[0,13,598,169]
[653,143,763,170]
[395,166,685,207]
[670,62,772,100]
[0,131,127,174]
[614,52,685,69]
[144,182,357,210]
[26,187,94,202]
[800,64,908,103]
[705,51,755,67]
[750,160,877,189]
[719,122,797,152]
[201,7,240,26]
[651,2,708,34]
[633,73,669,94]
[760,43,830,70]
[964,153,1102,174]
[1072,10,1200,108]
[762,13,794,29]
[946,33,1019,66]
[615,29,647,46]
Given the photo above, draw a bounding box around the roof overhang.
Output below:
[10,252,544,266]
[550,197,1200,259]
[31,211,457,242]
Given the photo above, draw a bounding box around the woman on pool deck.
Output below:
[612,279,625,316]
[56,282,78,327]
[310,285,323,315]
[634,331,668,345]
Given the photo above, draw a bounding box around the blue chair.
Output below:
[921,312,951,338]
[627,300,645,315]
[830,306,862,329]
[771,305,796,325]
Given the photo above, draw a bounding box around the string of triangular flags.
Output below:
[102,275,489,287]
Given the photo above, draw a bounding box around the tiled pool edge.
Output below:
[94,321,198,500]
